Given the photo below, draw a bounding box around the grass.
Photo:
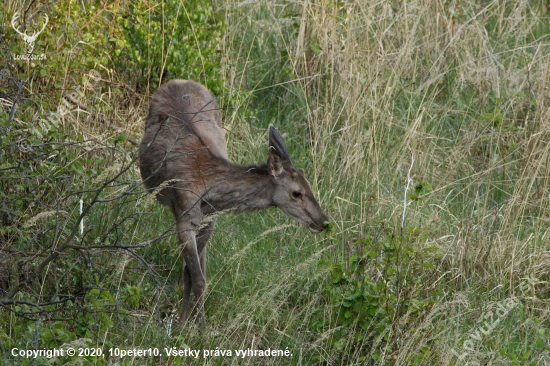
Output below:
[2,0,550,365]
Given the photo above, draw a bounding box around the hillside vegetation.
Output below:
[1,0,550,365]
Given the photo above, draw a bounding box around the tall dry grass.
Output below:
[206,0,550,364]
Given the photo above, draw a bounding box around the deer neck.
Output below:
[202,162,275,214]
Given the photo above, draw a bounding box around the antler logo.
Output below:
[11,11,49,55]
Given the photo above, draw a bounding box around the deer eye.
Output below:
[292,191,302,198]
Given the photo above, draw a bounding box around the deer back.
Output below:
[139,80,227,203]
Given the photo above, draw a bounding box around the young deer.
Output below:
[138,80,328,324]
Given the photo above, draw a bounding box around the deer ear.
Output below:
[267,125,291,177]
[268,147,285,177]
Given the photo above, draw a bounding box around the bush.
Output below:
[116,0,224,93]
[312,227,440,364]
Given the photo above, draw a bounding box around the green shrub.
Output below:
[312,228,440,364]
[117,0,224,93]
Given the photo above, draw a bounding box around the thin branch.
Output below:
[401,149,415,229]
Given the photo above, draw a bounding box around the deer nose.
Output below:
[309,213,329,233]
[320,213,329,227]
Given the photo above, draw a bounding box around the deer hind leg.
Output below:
[180,219,216,321]
[180,266,192,320]
[178,227,206,324]
[172,199,205,324]
[197,219,216,278]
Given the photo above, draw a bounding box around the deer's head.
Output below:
[267,126,329,233]
[11,11,49,54]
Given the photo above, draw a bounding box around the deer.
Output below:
[11,11,49,55]
[138,80,328,324]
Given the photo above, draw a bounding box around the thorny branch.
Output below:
[0,59,191,326]
[0,75,228,326]
[1,21,232,325]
